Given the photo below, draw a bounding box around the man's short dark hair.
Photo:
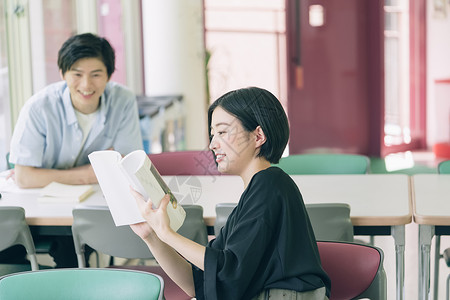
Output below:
[208,87,290,164]
[57,33,115,78]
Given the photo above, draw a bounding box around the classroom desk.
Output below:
[0,180,107,236]
[412,174,450,300]
[1,173,411,300]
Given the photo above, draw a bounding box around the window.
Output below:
[30,0,77,91]
[204,0,287,108]
[0,0,10,170]
[384,0,410,146]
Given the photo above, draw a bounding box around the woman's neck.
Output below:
[240,158,271,188]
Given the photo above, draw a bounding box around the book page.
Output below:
[88,150,144,226]
[119,150,162,201]
[119,150,185,231]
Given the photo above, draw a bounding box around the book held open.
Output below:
[88,150,186,231]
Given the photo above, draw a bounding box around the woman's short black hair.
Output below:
[208,87,289,164]
[57,33,115,78]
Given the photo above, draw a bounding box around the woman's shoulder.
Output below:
[253,166,292,185]
[245,167,299,200]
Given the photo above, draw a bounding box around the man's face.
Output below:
[61,57,110,114]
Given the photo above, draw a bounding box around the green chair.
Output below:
[436,160,450,300]
[72,205,206,300]
[0,207,39,275]
[306,203,354,242]
[0,268,164,300]
[5,152,14,170]
[439,159,450,174]
[273,153,370,175]
[4,153,54,259]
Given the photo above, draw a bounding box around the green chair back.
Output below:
[438,160,450,174]
[306,203,354,242]
[5,152,14,170]
[0,207,39,273]
[273,153,370,175]
[0,268,164,300]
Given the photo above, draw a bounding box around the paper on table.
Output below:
[38,182,94,203]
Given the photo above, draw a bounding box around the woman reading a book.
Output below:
[130,87,330,300]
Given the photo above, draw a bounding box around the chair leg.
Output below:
[434,235,441,300]
[28,254,39,271]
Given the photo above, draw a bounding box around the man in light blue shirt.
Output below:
[4,33,143,268]
[9,33,142,188]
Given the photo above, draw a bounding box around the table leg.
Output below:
[392,225,405,300]
[433,235,441,300]
[419,224,434,300]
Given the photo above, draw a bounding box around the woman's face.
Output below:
[209,106,256,175]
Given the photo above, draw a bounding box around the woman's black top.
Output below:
[192,167,331,299]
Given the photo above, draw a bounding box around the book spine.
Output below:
[149,163,178,208]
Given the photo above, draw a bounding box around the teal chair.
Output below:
[5,152,14,170]
[436,160,450,300]
[439,159,450,174]
[0,207,39,276]
[306,203,354,242]
[0,268,164,300]
[72,205,206,300]
[5,152,54,257]
[273,153,370,175]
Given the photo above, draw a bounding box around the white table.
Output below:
[0,182,106,226]
[413,174,450,300]
[1,173,411,300]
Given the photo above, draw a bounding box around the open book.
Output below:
[88,150,186,231]
[38,182,94,203]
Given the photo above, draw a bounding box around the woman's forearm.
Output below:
[144,233,197,297]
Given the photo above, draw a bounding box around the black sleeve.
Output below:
[200,175,281,299]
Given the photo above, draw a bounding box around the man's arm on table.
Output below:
[14,164,98,189]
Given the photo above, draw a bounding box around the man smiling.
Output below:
[5,33,143,268]
[9,33,143,188]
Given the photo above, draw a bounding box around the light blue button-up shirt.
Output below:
[10,81,143,169]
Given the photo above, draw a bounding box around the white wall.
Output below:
[142,0,208,151]
[426,1,450,147]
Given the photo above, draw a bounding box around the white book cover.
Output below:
[88,149,186,231]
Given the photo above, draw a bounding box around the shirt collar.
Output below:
[63,87,78,125]
[63,86,108,125]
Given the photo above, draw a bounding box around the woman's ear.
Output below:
[254,126,267,148]
[59,70,65,81]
